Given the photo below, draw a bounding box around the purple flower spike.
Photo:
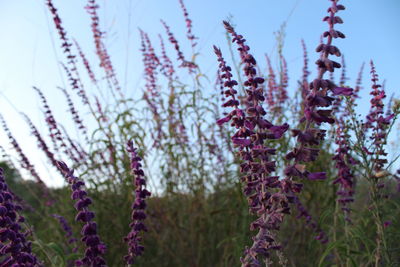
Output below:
[46,0,91,105]
[124,141,151,265]
[332,124,356,221]
[0,115,45,186]
[51,214,78,251]
[363,61,394,172]
[220,0,350,263]
[56,161,107,267]
[178,0,198,48]
[161,20,197,71]
[21,113,63,176]
[215,20,293,265]
[0,168,42,266]
[281,0,349,242]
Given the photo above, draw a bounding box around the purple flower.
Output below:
[33,87,71,158]
[363,61,394,172]
[21,113,63,176]
[295,197,328,244]
[0,168,41,266]
[56,161,107,267]
[300,39,311,102]
[46,0,91,104]
[58,87,88,141]
[51,214,78,252]
[215,21,291,265]
[85,0,121,94]
[282,0,349,241]
[332,124,356,220]
[265,55,277,108]
[161,20,197,71]
[0,115,53,205]
[178,0,198,48]
[124,141,151,265]
[158,35,176,81]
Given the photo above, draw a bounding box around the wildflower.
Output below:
[58,87,88,141]
[0,115,46,186]
[277,55,289,106]
[56,161,107,267]
[0,168,41,266]
[295,197,328,243]
[363,61,394,172]
[265,55,277,108]
[332,124,356,220]
[20,113,63,175]
[85,0,121,93]
[217,0,353,264]
[158,34,176,81]
[33,87,66,155]
[95,96,108,123]
[46,0,90,104]
[178,0,198,49]
[215,21,290,265]
[51,214,78,252]
[161,20,197,71]
[140,29,161,98]
[74,39,97,84]
[284,0,352,237]
[300,39,310,102]
[124,141,151,265]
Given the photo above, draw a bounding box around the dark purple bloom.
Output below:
[295,197,328,244]
[332,124,356,220]
[0,168,42,266]
[265,55,277,108]
[265,0,350,255]
[21,113,64,176]
[46,0,91,104]
[52,214,78,252]
[281,0,348,241]
[299,39,311,102]
[215,21,292,265]
[58,87,88,141]
[161,20,197,71]
[269,124,289,139]
[0,115,53,205]
[178,0,198,48]
[216,116,231,125]
[56,161,107,267]
[363,61,395,172]
[33,87,71,158]
[124,141,151,265]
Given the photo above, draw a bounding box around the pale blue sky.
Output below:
[0,0,399,187]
